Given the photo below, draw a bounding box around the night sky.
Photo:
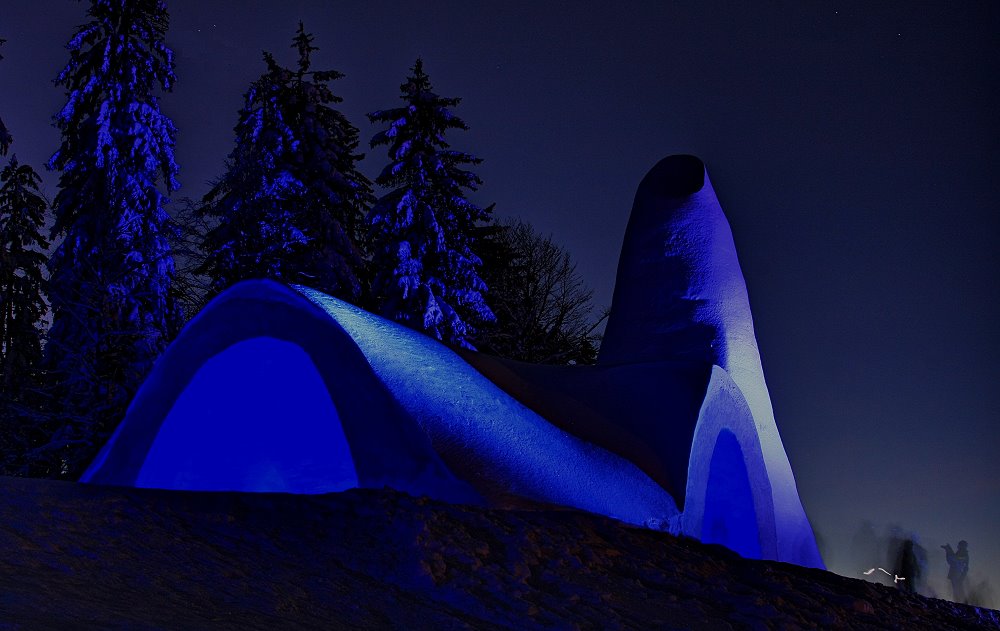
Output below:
[3,0,998,599]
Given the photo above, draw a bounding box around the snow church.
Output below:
[81,155,825,569]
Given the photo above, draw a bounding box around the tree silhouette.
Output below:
[475,218,603,364]
[198,23,372,301]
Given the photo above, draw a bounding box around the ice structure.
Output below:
[81,283,479,505]
[603,154,824,567]
[81,280,678,525]
[81,155,824,568]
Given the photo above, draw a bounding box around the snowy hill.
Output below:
[0,476,996,629]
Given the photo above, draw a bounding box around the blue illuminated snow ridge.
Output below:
[294,286,680,528]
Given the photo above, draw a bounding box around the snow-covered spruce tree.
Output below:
[45,0,181,477]
[0,39,13,155]
[198,23,373,301]
[367,59,494,348]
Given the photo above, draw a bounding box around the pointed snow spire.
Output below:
[601,154,824,568]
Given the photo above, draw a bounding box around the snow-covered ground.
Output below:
[0,476,996,629]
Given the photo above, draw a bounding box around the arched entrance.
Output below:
[701,429,760,558]
[136,336,358,493]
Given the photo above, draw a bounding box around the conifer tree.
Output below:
[0,157,50,396]
[0,39,12,155]
[0,156,51,474]
[198,23,372,301]
[45,0,181,476]
[367,59,494,348]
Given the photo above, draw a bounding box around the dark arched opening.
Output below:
[701,429,761,558]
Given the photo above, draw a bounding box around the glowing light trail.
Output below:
[863,568,906,584]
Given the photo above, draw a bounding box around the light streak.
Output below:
[863,568,906,583]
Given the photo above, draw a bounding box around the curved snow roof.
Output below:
[83,280,680,527]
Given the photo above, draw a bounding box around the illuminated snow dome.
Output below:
[80,280,481,505]
[82,155,825,570]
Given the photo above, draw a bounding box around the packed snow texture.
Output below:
[452,352,711,506]
[84,280,679,529]
[461,352,803,565]
[296,285,681,528]
[683,365,777,561]
[601,154,822,568]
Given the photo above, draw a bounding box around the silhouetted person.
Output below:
[886,526,904,587]
[942,540,969,603]
[911,538,928,594]
[895,539,919,593]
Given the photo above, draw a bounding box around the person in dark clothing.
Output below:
[895,539,919,593]
[942,540,970,603]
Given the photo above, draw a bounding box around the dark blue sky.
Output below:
[2,0,997,597]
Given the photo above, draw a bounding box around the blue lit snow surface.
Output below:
[295,286,680,527]
[701,429,761,559]
[136,336,358,493]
